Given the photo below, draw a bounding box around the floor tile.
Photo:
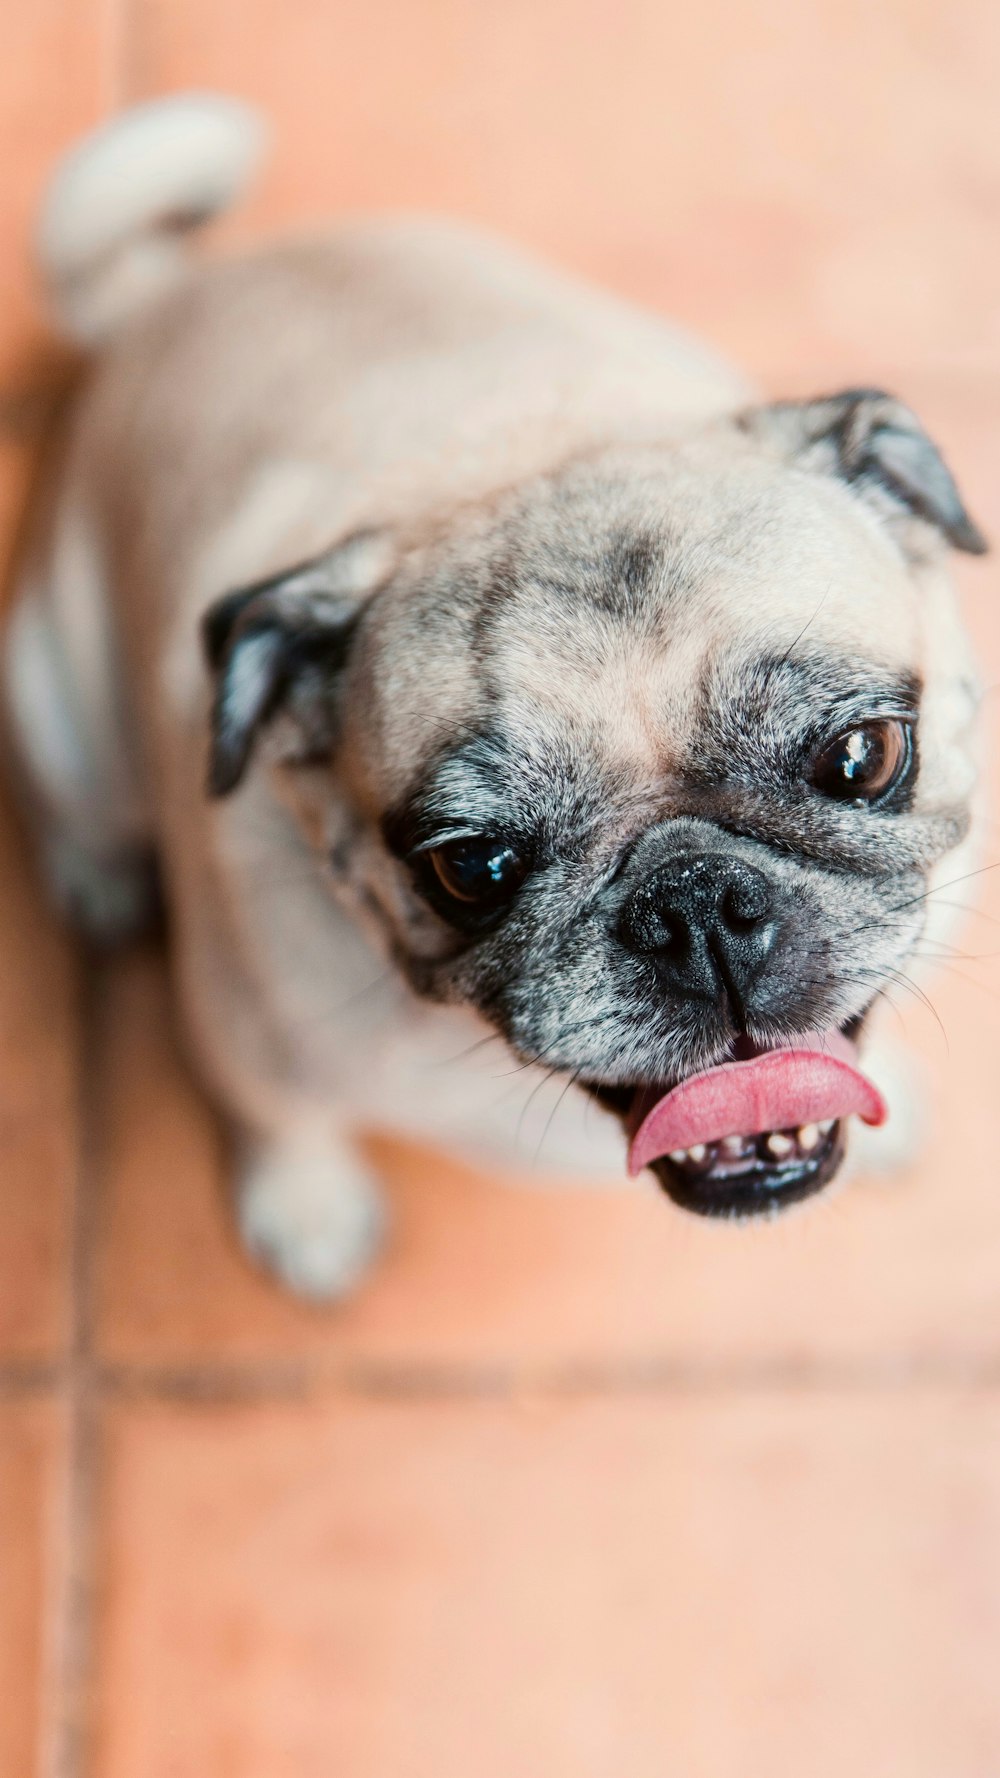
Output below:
[92,1388,1000,1778]
[0,441,40,585]
[0,1113,75,1368]
[0,770,77,1364]
[0,0,116,395]
[6,6,1000,1777]
[0,1398,65,1778]
[0,438,78,1361]
[129,0,1000,381]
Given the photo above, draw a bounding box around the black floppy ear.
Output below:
[739,388,987,557]
[202,530,393,797]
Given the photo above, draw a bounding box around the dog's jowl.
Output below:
[4,94,986,1295]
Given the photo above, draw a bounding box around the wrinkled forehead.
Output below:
[358,446,925,805]
[478,460,919,769]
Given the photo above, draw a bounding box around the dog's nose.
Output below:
[618,853,778,1008]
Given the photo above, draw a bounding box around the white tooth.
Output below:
[766,1131,794,1159]
[669,1150,687,1165]
[687,1144,708,1165]
[798,1123,820,1152]
[818,1119,835,1136]
[721,1134,745,1157]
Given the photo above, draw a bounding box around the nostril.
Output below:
[622,906,693,959]
[656,911,691,955]
[719,879,771,933]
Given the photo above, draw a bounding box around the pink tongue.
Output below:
[627,1031,886,1178]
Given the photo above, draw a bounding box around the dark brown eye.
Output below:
[811,719,913,803]
[427,836,528,909]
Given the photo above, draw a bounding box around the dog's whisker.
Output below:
[909,955,1000,1006]
[515,1064,567,1145]
[921,897,1000,930]
[281,970,394,1036]
[887,860,1000,919]
[438,1032,507,1068]
[533,1068,584,1165]
[848,962,950,1050]
[773,582,833,668]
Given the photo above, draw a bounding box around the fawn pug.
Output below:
[4,96,986,1295]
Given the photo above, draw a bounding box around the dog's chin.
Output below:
[583,1016,876,1221]
[646,1118,847,1218]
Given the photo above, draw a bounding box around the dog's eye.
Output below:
[811,718,913,803]
[427,836,528,909]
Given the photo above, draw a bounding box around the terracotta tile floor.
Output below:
[3,4,1000,1774]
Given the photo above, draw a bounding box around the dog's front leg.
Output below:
[233,1113,386,1302]
[165,787,390,1302]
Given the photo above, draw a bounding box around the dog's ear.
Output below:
[202,530,394,796]
[739,388,987,557]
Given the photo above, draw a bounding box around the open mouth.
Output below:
[587,1026,887,1220]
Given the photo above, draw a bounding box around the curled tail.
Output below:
[37,93,268,345]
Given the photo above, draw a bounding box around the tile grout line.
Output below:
[9,1343,1000,1420]
[40,961,111,1778]
[82,1350,1000,1405]
[0,1362,62,1398]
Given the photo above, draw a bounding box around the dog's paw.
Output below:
[237,1133,386,1301]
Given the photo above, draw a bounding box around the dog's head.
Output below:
[203,389,986,1217]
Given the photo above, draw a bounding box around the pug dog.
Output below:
[4,94,987,1297]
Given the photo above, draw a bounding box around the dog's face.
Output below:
[204,390,985,1217]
